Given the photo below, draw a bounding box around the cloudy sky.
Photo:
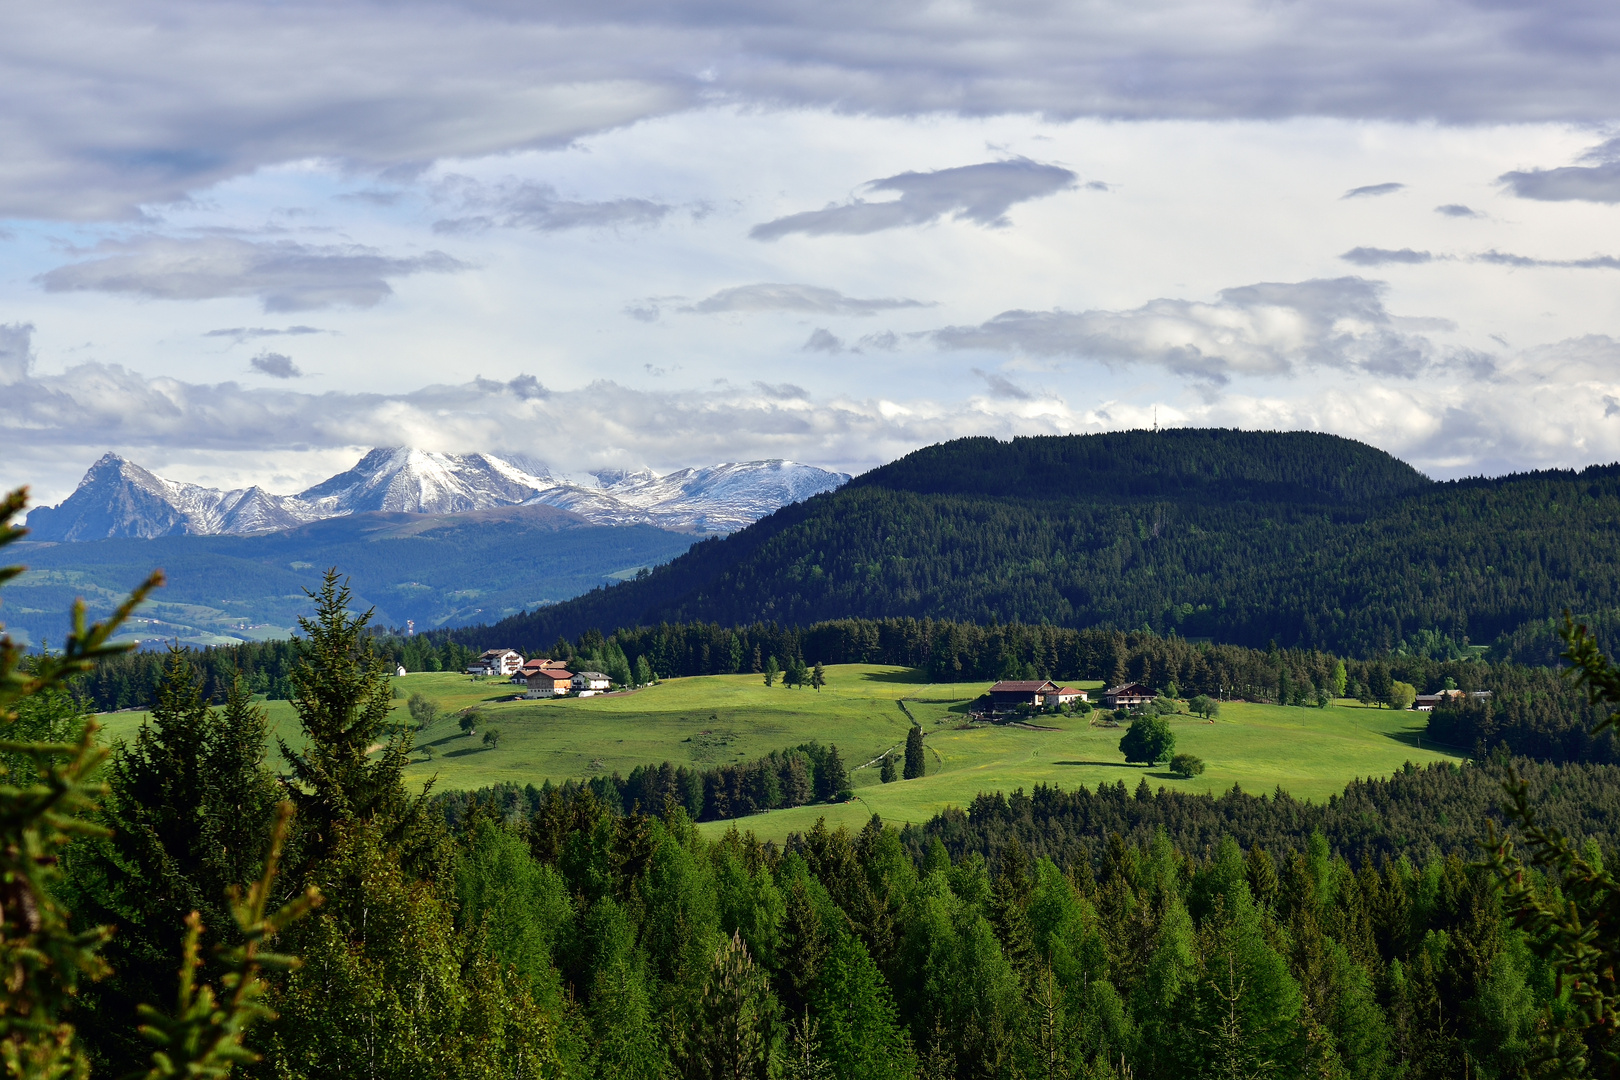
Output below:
[6,0,1620,504]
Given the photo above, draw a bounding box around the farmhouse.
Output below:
[514,657,571,684]
[1102,683,1157,709]
[572,670,612,696]
[467,648,523,677]
[525,669,573,699]
[988,679,1063,710]
[1414,689,1493,711]
[1046,686,1087,706]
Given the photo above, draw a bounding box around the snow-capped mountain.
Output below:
[24,449,849,541]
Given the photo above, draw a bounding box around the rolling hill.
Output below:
[459,428,1620,657]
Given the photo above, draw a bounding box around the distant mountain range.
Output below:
[25,449,850,541]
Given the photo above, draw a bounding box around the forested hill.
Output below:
[848,428,1432,503]
[460,429,1620,656]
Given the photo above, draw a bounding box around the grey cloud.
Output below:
[249,351,300,378]
[974,368,1032,400]
[858,330,900,351]
[624,303,662,323]
[1501,137,1620,202]
[204,325,328,343]
[1475,249,1620,270]
[433,178,671,234]
[803,328,845,352]
[1500,162,1620,203]
[754,381,809,399]
[0,322,34,384]
[751,159,1077,240]
[1340,247,1434,266]
[15,3,1620,221]
[683,283,930,316]
[1435,204,1482,217]
[37,236,466,312]
[1343,183,1406,198]
[934,276,1435,383]
[507,374,549,400]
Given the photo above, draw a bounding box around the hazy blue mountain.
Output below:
[7,503,696,649]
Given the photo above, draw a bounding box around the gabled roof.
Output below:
[990,680,1061,693]
[574,670,610,680]
[528,669,572,682]
[481,647,521,658]
[1056,687,1082,695]
[1103,683,1155,696]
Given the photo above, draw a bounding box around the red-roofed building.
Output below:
[525,669,573,699]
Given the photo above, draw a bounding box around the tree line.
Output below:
[434,740,859,826]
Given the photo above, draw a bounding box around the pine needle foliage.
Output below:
[0,487,162,1077]
[278,569,431,870]
[123,802,320,1080]
[1484,614,1620,1077]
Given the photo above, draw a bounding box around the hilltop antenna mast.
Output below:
[1153,406,1159,433]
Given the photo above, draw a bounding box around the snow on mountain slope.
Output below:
[296,448,551,516]
[524,460,849,532]
[25,449,849,540]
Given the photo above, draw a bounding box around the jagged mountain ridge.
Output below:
[25,448,850,540]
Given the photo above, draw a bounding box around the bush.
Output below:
[1119,715,1176,765]
[1169,753,1205,778]
[407,692,439,729]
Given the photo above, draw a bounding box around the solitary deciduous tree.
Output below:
[764,656,780,688]
[1119,715,1176,765]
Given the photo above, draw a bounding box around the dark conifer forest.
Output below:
[460,430,1620,657]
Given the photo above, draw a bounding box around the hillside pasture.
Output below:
[93,664,1460,842]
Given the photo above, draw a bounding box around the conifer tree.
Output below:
[73,656,281,1071]
[684,931,780,1080]
[904,726,925,780]
[279,570,432,873]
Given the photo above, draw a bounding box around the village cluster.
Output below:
[463,648,614,698]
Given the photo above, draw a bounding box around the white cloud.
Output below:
[933,277,1441,384]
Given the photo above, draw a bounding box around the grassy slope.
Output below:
[94,663,1460,843]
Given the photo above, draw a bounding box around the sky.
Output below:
[7,0,1620,505]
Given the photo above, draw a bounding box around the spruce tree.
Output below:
[818,745,850,802]
[73,653,280,1072]
[279,570,430,872]
[904,726,925,780]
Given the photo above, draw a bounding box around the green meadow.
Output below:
[94,662,1462,842]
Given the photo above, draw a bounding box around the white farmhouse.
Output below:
[467,648,524,677]
[572,671,612,697]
